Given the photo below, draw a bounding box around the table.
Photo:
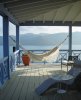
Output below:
[52,74,74,93]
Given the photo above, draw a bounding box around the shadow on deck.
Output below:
[0,63,81,100]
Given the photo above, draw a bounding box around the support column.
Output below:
[16,25,20,64]
[3,16,9,57]
[16,25,19,50]
[68,25,72,58]
[3,16,10,79]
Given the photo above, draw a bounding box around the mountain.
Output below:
[0,32,81,45]
[0,35,16,45]
[19,32,81,45]
[19,33,67,45]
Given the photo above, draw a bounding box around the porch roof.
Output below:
[0,0,81,26]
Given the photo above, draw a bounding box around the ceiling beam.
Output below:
[63,1,81,23]
[52,9,58,23]
[63,5,74,23]
[71,3,81,22]
[7,0,79,13]
[0,4,19,25]
[19,21,81,26]
[15,8,59,23]
[13,5,58,17]
[8,1,67,13]
[17,13,45,23]
[6,0,47,9]
[43,14,45,23]
[72,11,81,23]
[6,0,80,9]
[11,2,71,18]
[0,0,20,4]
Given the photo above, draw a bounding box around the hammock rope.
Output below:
[9,35,68,62]
[9,36,26,50]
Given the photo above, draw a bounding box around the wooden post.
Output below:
[16,25,19,50]
[3,15,10,79]
[16,25,20,65]
[68,25,72,58]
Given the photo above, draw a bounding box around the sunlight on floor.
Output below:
[17,63,69,77]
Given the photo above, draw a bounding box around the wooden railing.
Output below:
[0,49,81,87]
[58,50,81,61]
[0,50,19,87]
[0,57,8,86]
[19,49,81,63]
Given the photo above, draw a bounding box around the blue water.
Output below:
[0,45,81,59]
[0,46,13,59]
[22,45,81,50]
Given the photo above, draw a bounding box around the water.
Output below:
[0,45,81,59]
[22,45,81,50]
[0,45,13,59]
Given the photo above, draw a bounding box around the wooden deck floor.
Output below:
[0,63,81,100]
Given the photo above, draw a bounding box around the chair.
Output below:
[61,67,81,91]
[35,64,81,95]
[61,56,78,71]
[65,61,81,91]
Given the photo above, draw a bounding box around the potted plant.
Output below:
[22,52,30,66]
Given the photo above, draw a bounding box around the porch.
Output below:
[0,63,81,100]
[0,0,81,99]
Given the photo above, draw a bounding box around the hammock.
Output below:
[27,46,59,62]
[9,35,68,62]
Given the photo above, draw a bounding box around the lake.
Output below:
[0,44,81,59]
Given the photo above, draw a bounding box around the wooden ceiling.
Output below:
[0,0,81,25]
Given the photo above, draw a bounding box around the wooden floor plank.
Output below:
[25,67,36,100]
[0,71,16,92]
[11,68,26,100]
[2,68,25,100]
[18,67,30,100]
[0,64,81,100]
[32,67,41,100]
[0,70,21,100]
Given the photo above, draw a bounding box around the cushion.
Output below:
[68,67,81,77]
[73,60,81,68]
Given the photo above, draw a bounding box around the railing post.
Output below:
[68,25,72,57]
[16,25,20,65]
[61,58,62,70]
[3,16,10,79]
[19,50,21,64]
[16,25,19,50]
[1,63,4,84]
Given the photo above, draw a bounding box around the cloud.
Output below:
[20,26,69,34]
[72,27,81,32]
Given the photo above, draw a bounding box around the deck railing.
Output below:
[0,57,8,86]
[0,50,19,87]
[0,49,81,87]
[19,49,81,63]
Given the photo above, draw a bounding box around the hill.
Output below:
[0,32,81,45]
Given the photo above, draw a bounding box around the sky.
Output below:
[0,15,81,36]
[20,26,69,34]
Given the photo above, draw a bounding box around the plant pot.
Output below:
[22,55,30,66]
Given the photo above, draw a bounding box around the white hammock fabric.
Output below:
[9,35,68,62]
[27,46,60,62]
